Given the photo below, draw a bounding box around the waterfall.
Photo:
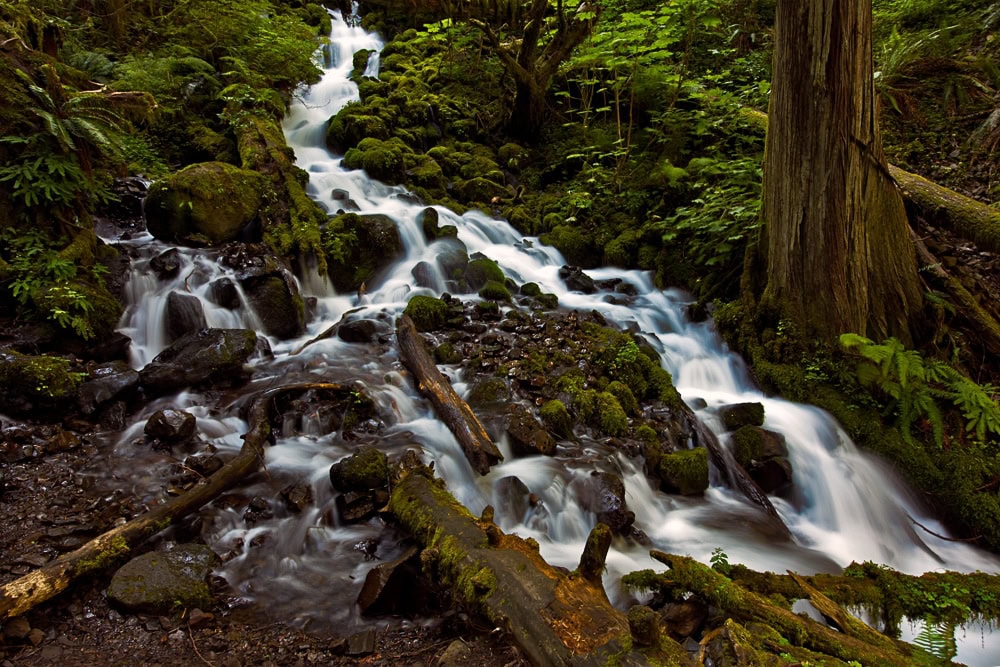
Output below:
[108,7,999,662]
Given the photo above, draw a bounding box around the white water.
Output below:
[108,7,1000,661]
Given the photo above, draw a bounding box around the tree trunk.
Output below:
[396,315,503,474]
[756,0,922,344]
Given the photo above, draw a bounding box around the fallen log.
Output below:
[388,468,692,665]
[396,314,502,474]
[0,383,343,621]
[633,551,920,667]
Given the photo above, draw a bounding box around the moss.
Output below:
[465,257,505,290]
[77,534,130,575]
[434,341,463,364]
[467,377,510,406]
[606,381,639,416]
[322,212,404,291]
[0,350,85,401]
[540,224,600,267]
[479,280,512,302]
[404,295,449,332]
[329,446,390,492]
[657,448,709,496]
[540,399,574,439]
[595,392,629,437]
[520,282,542,297]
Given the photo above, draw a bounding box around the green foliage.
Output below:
[839,334,1000,447]
[709,547,731,576]
[912,619,957,663]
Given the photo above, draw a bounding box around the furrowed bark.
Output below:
[0,383,343,620]
[389,469,692,666]
[396,314,502,474]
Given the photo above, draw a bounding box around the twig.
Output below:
[188,622,215,667]
[909,515,982,543]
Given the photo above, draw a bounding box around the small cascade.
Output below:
[105,6,999,661]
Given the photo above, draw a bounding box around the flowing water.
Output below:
[106,7,1000,663]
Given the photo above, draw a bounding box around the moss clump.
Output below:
[479,280,511,302]
[404,295,449,332]
[540,399,574,439]
[520,282,542,297]
[606,381,639,416]
[78,534,131,575]
[0,350,85,402]
[731,426,788,468]
[719,402,765,431]
[540,224,600,267]
[329,446,390,492]
[322,212,404,292]
[595,392,629,436]
[657,448,709,496]
[465,258,505,290]
[467,377,510,407]
[434,341,463,364]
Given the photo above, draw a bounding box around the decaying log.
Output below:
[389,469,692,665]
[696,422,791,538]
[646,551,917,667]
[396,314,503,474]
[0,383,343,621]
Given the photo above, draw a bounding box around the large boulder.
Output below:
[657,447,709,496]
[138,328,259,392]
[76,363,139,415]
[241,273,306,339]
[144,162,269,245]
[165,292,207,342]
[505,404,556,457]
[322,213,404,292]
[731,426,793,495]
[329,446,389,492]
[718,402,765,431]
[578,471,635,536]
[107,544,216,614]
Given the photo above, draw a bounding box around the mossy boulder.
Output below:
[719,402,766,431]
[540,224,600,267]
[241,272,306,339]
[138,328,260,393]
[329,446,389,492]
[465,257,505,291]
[326,105,390,152]
[479,280,511,302]
[107,544,216,614]
[455,177,509,204]
[505,404,556,457]
[144,162,269,245]
[539,399,573,439]
[658,448,710,496]
[0,350,84,415]
[731,426,793,495]
[323,212,404,292]
[342,137,416,183]
[404,295,448,332]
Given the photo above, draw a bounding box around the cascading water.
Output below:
[106,6,1000,662]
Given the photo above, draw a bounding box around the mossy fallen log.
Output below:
[0,383,343,620]
[625,551,929,667]
[388,469,693,665]
[396,314,503,474]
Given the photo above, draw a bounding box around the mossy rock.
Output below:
[343,138,409,183]
[144,162,268,245]
[539,399,574,439]
[455,177,509,204]
[478,280,511,302]
[241,273,306,339]
[467,377,510,407]
[594,391,629,437]
[327,105,390,152]
[719,402,766,431]
[407,154,445,190]
[0,350,84,414]
[434,341,463,364]
[465,258,505,291]
[404,295,448,332]
[107,545,216,614]
[731,426,788,468]
[606,381,639,416]
[323,212,404,292]
[329,445,389,492]
[520,282,542,298]
[534,293,559,310]
[540,224,601,268]
[658,448,709,496]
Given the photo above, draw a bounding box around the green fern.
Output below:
[840,334,1000,447]
[912,618,957,664]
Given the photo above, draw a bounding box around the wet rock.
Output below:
[185,453,223,477]
[324,212,404,292]
[86,331,132,363]
[243,496,273,525]
[657,448,709,496]
[330,188,360,211]
[336,491,377,523]
[731,424,794,494]
[539,399,573,439]
[144,162,268,245]
[338,319,385,343]
[107,544,217,614]
[435,238,469,285]
[139,328,258,392]
[467,377,510,408]
[165,291,208,342]
[208,278,241,310]
[150,249,182,279]
[505,404,556,457]
[495,476,531,521]
[403,295,449,332]
[437,639,473,667]
[559,265,596,293]
[241,272,306,339]
[579,471,635,535]
[411,261,437,288]
[418,207,440,240]
[661,598,709,639]
[145,408,197,443]
[718,402,765,431]
[330,446,389,492]
[280,484,313,513]
[464,257,504,291]
[627,605,660,646]
[77,366,139,415]
[357,545,422,615]
[345,628,376,656]
[3,616,31,640]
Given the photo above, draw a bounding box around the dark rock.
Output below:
[330,446,389,492]
[185,454,223,477]
[324,213,404,292]
[558,265,596,293]
[107,545,216,614]
[418,207,440,241]
[746,457,794,495]
[661,598,708,638]
[85,331,132,363]
[145,408,197,442]
[435,238,469,284]
[437,639,473,666]
[242,272,305,339]
[579,471,634,535]
[139,328,258,392]
[465,258,504,291]
[495,476,531,521]
[657,448,709,496]
[627,605,661,646]
[243,496,273,525]
[467,377,510,408]
[403,295,448,332]
[505,404,556,457]
[411,261,437,288]
[150,249,182,279]
[280,484,313,513]
[718,402,765,431]
[3,616,31,640]
[336,491,377,523]
[330,188,360,211]
[208,278,241,310]
[77,367,139,415]
[356,545,422,615]
[165,292,208,343]
[345,628,376,656]
[731,426,788,464]
[338,319,385,343]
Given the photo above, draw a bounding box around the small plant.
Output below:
[912,618,957,663]
[709,546,731,576]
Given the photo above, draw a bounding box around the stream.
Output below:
[104,7,1000,664]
